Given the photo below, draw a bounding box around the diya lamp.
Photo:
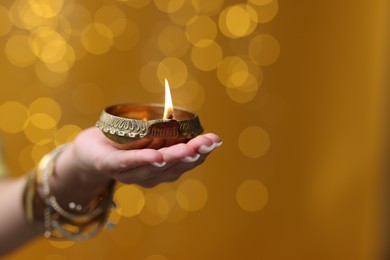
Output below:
[96,79,203,149]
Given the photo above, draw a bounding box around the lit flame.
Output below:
[163,78,175,120]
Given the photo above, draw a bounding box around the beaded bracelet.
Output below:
[48,196,104,223]
[25,144,115,240]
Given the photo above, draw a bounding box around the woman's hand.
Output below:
[0,127,221,255]
[65,127,222,188]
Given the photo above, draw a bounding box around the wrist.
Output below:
[24,144,116,240]
[53,143,112,203]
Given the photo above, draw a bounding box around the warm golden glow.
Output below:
[0,0,386,259]
[163,78,175,119]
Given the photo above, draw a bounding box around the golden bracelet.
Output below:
[22,170,37,226]
[32,144,115,240]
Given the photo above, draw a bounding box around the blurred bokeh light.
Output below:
[0,0,388,259]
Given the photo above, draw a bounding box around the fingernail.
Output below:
[214,141,223,147]
[181,153,201,163]
[199,143,216,154]
[150,161,166,167]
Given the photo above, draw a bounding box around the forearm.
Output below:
[0,177,40,256]
[0,144,112,256]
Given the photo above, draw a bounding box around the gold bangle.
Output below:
[48,196,104,223]
[22,168,47,233]
[35,144,115,240]
[22,170,36,226]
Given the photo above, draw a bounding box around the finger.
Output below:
[157,143,197,162]
[181,153,201,163]
[96,148,163,173]
[186,133,222,154]
[114,155,207,187]
[203,133,222,144]
[161,155,207,177]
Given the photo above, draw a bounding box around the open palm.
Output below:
[69,127,221,188]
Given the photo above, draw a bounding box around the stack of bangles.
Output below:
[22,144,116,240]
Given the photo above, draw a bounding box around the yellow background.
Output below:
[1,0,388,259]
